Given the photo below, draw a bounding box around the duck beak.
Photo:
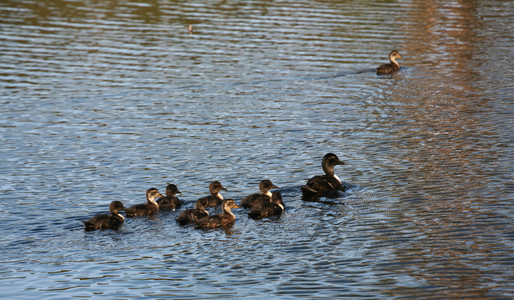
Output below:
[221,185,228,191]
[398,54,402,58]
[176,190,182,194]
[338,160,346,165]
[271,184,279,190]
[158,192,164,197]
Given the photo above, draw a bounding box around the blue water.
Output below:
[1,0,513,298]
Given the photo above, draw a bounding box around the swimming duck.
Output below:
[195,181,227,208]
[176,200,209,226]
[248,192,284,220]
[239,180,279,209]
[125,188,163,217]
[376,50,402,75]
[157,183,182,210]
[195,199,239,229]
[83,201,127,231]
[301,153,346,200]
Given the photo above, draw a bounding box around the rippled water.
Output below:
[1,0,513,298]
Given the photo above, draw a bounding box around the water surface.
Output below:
[1,0,513,298]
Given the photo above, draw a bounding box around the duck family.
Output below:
[82,50,403,231]
[83,153,347,231]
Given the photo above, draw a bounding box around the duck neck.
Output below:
[323,163,335,177]
[147,196,158,207]
[114,212,125,221]
[390,56,400,69]
[223,207,235,219]
[323,164,341,184]
[215,192,224,200]
[264,190,272,198]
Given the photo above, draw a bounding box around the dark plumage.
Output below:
[195,181,227,208]
[248,192,284,220]
[195,199,239,229]
[157,183,182,210]
[83,201,127,231]
[176,201,209,226]
[376,50,402,75]
[301,153,346,200]
[239,180,279,209]
[126,188,163,217]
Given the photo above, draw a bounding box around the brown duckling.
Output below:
[248,193,284,220]
[83,201,127,231]
[176,200,209,226]
[376,50,402,75]
[301,153,346,200]
[126,188,163,217]
[195,199,239,229]
[157,183,182,210]
[195,181,227,208]
[239,179,279,209]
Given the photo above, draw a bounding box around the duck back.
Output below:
[83,214,124,231]
[301,175,344,199]
[377,63,399,75]
[126,203,158,217]
[157,196,182,210]
[239,193,270,209]
[177,208,209,226]
[196,195,222,208]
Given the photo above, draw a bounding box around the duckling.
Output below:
[195,181,227,208]
[125,188,163,217]
[83,201,127,231]
[248,192,284,220]
[176,200,209,226]
[195,199,239,229]
[301,153,346,200]
[157,183,182,210]
[239,180,279,209]
[376,50,402,75]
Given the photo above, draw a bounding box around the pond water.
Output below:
[1,0,513,298]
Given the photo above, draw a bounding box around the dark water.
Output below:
[1,0,513,298]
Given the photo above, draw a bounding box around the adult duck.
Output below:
[301,153,346,200]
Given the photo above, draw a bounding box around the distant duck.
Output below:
[239,180,279,209]
[126,188,163,217]
[248,192,284,220]
[195,199,239,229]
[301,153,346,200]
[83,201,127,231]
[157,183,182,210]
[195,181,227,208]
[376,50,402,75]
[176,200,210,226]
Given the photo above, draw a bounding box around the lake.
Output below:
[0,0,513,298]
